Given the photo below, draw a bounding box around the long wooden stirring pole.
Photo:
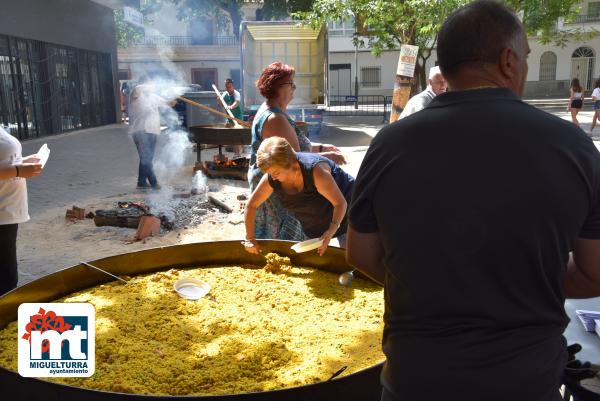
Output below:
[211,84,240,127]
[177,96,251,128]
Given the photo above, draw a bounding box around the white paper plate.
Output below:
[291,238,324,253]
[173,277,211,300]
[37,144,50,168]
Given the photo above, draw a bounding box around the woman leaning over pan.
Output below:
[248,61,346,242]
[244,137,354,256]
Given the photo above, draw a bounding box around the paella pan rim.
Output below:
[0,240,383,401]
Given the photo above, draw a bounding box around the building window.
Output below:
[328,17,355,37]
[191,68,218,91]
[539,51,557,81]
[573,47,595,58]
[589,2,600,18]
[229,69,241,88]
[118,69,130,81]
[361,66,381,88]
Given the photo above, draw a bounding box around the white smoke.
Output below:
[126,2,220,224]
[191,170,208,201]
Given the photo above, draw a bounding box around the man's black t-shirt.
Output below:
[349,88,600,401]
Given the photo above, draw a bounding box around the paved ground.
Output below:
[21,116,383,218]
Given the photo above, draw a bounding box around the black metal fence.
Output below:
[325,95,391,122]
[0,34,116,140]
[134,35,239,46]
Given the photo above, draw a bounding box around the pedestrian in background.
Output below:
[590,78,600,134]
[398,66,448,119]
[567,78,583,127]
[128,75,174,190]
[0,126,42,294]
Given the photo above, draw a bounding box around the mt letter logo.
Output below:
[18,303,95,377]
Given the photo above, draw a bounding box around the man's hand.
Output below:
[563,343,600,400]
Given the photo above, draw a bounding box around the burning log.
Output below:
[94,202,150,228]
[94,208,145,229]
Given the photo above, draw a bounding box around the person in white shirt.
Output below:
[398,66,448,119]
[0,127,42,294]
[590,79,600,134]
[128,76,174,189]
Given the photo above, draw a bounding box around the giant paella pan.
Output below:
[0,240,384,401]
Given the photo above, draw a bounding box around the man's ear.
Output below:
[498,47,516,79]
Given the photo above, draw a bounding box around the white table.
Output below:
[564,298,600,363]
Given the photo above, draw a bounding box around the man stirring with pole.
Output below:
[215,78,244,157]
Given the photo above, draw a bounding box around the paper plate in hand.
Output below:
[37,143,50,168]
[291,238,324,253]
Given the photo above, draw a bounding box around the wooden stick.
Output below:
[177,96,251,128]
[208,194,233,213]
[211,84,240,127]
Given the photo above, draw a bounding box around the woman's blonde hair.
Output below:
[256,137,296,172]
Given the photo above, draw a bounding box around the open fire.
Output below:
[202,155,249,180]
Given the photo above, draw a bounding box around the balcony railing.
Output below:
[133,35,239,46]
[566,14,600,24]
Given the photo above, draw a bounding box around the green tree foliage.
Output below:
[170,0,245,37]
[260,0,314,20]
[116,0,247,47]
[114,0,163,48]
[296,0,589,90]
[505,0,597,47]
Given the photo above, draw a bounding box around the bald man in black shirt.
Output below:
[347,1,600,401]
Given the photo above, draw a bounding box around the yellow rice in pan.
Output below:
[0,254,384,396]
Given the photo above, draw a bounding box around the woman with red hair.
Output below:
[247,61,345,242]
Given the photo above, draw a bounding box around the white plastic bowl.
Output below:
[291,238,324,253]
[173,277,211,300]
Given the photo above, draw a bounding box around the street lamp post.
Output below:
[353,32,359,110]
